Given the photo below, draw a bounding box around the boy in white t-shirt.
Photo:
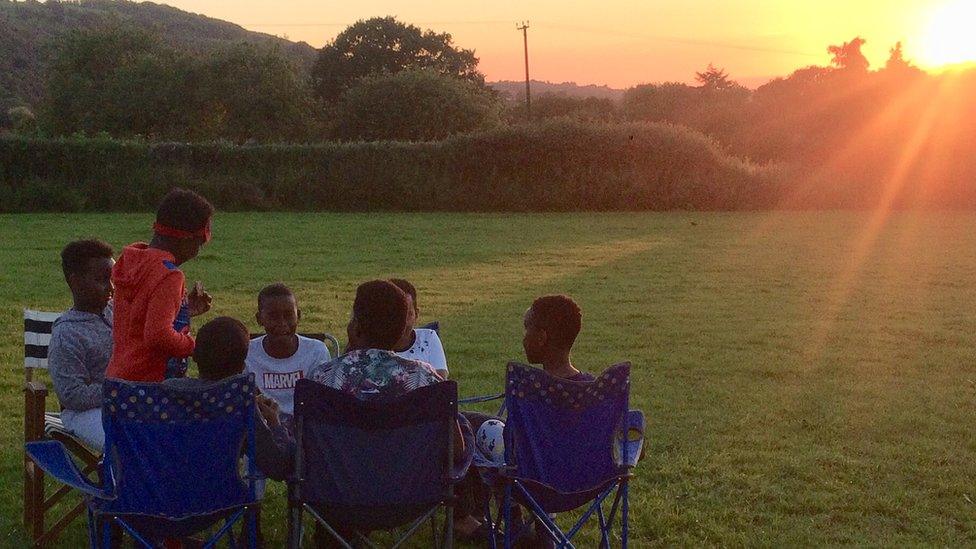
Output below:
[246,283,331,430]
[390,278,448,378]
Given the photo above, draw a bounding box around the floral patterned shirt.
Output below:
[307,348,441,400]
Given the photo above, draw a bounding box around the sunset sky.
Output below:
[163,0,974,88]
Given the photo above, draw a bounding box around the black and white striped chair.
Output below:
[23,309,100,547]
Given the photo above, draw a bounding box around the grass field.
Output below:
[3,211,976,546]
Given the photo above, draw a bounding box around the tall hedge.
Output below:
[0,120,781,212]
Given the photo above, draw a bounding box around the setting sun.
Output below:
[920,0,976,68]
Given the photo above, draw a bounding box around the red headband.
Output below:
[153,218,212,242]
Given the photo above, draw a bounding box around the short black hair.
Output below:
[193,316,250,381]
[530,295,582,351]
[155,188,214,233]
[389,278,417,311]
[61,239,113,278]
[258,282,295,310]
[353,280,409,349]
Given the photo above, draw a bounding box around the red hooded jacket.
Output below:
[106,243,194,382]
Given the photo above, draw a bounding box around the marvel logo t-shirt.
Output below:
[245,335,332,415]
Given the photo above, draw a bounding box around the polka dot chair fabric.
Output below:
[96,373,259,541]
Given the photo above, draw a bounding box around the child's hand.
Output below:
[256,395,281,428]
[187,281,213,317]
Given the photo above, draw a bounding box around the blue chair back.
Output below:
[100,374,258,519]
[504,362,631,495]
[293,379,459,528]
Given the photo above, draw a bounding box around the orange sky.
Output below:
[163,0,961,88]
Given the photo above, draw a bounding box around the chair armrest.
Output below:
[615,410,645,468]
[25,380,48,397]
[459,392,505,405]
[24,440,113,500]
[446,414,475,483]
[322,334,341,360]
[24,381,49,442]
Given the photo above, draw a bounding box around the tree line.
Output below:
[3,16,976,208]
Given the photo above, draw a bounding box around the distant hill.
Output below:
[490,80,625,101]
[0,0,318,108]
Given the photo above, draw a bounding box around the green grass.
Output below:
[3,211,976,546]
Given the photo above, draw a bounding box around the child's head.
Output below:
[257,283,300,337]
[389,278,419,331]
[347,280,409,351]
[153,188,214,265]
[522,295,582,364]
[61,239,114,312]
[193,316,250,381]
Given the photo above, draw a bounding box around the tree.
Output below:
[331,69,499,141]
[199,44,314,142]
[828,37,869,71]
[42,27,197,138]
[515,93,618,123]
[622,82,699,122]
[312,17,484,102]
[695,63,736,91]
[41,29,316,141]
[883,41,924,77]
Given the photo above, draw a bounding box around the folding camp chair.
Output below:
[484,362,644,549]
[25,374,261,548]
[23,309,102,547]
[288,379,474,548]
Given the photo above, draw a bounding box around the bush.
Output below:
[0,120,781,213]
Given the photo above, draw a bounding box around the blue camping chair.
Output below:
[288,379,474,548]
[483,362,644,549]
[24,374,261,548]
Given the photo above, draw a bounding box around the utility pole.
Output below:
[517,21,531,119]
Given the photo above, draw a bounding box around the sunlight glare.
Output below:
[921,0,976,68]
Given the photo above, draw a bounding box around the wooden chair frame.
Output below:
[23,309,101,547]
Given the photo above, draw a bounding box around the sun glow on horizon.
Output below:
[919,0,976,68]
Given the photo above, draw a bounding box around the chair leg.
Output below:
[247,506,259,549]
[597,503,610,549]
[430,512,439,549]
[503,484,513,549]
[621,481,629,549]
[24,381,48,544]
[287,504,303,549]
[101,517,112,549]
[25,460,45,545]
[445,504,454,549]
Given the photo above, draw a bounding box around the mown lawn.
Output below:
[2,211,976,546]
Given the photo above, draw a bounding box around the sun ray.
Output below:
[801,76,956,360]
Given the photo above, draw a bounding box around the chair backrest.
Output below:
[419,320,440,334]
[24,309,61,380]
[503,362,631,493]
[293,379,457,510]
[100,374,258,519]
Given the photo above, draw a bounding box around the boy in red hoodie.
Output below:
[107,188,215,382]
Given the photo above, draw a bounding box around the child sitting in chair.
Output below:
[522,294,593,382]
[48,239,115,451]
[165,316,293,481]
[389,278,449,379]
[458,295,590,543]
[246,283,331,431]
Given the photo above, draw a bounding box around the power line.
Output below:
[532,22,822,58]
[241,20,513,28]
